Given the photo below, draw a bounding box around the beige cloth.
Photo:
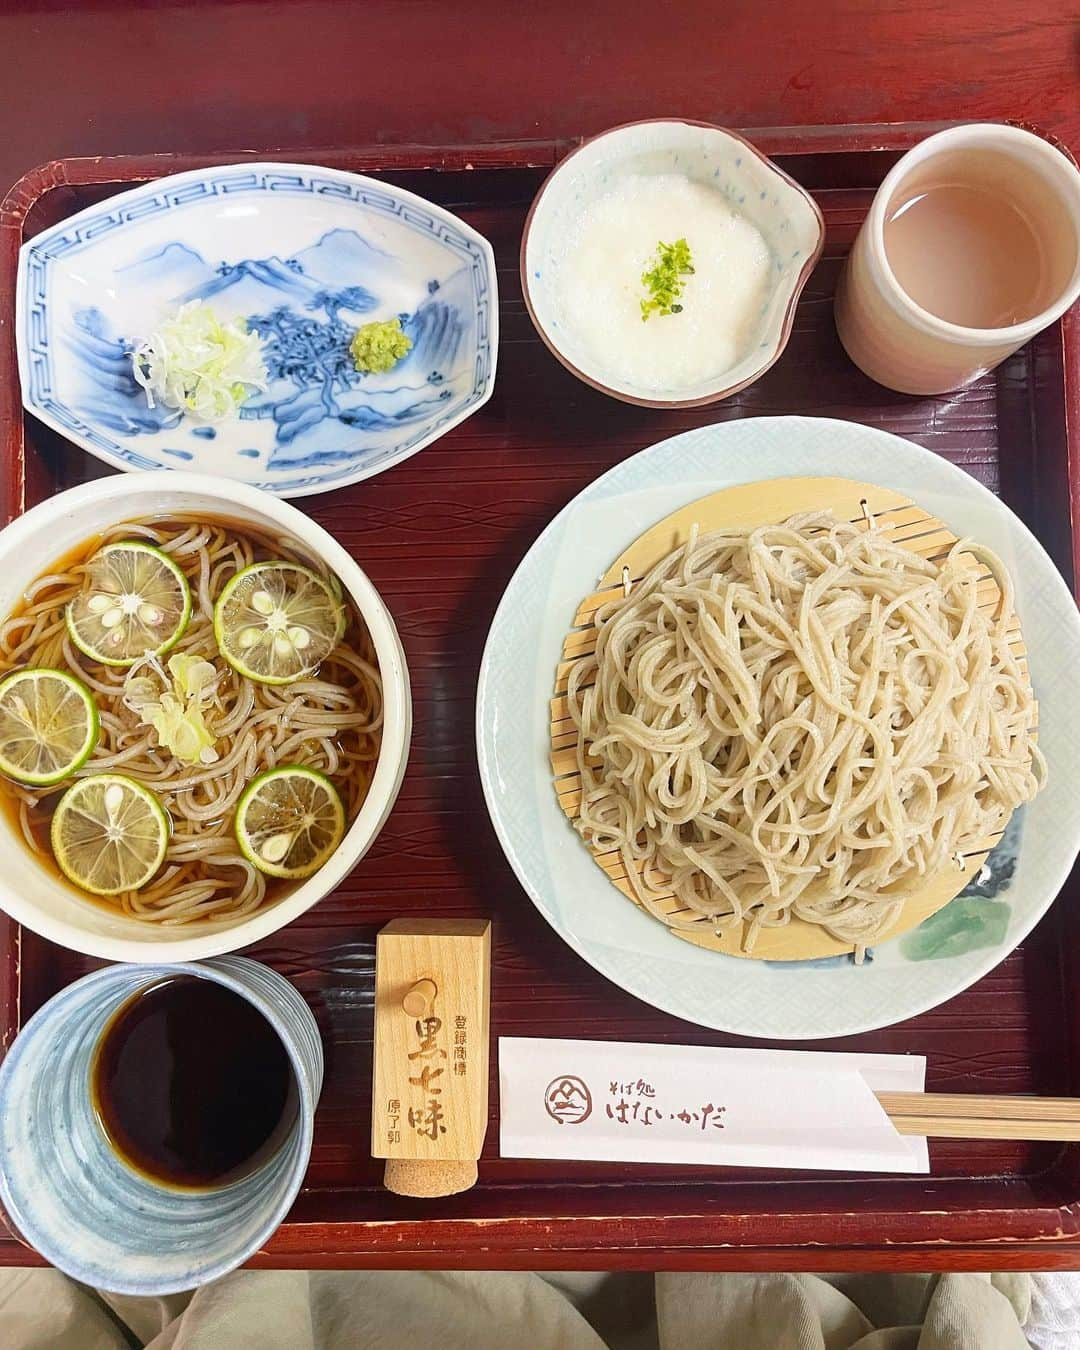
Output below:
[0,1267,1037,1349]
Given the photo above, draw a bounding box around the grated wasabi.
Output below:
[349,317,413,373]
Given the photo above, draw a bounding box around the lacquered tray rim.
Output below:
[2,123,1080,1269]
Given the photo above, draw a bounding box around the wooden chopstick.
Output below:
[875,1092,1080,1142]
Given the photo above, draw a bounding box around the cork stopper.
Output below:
[401,978,438,1018]
[383,1157,478,1198]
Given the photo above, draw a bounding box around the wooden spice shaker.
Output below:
[371,919,491,1198]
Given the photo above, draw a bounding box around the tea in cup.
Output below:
[836,124,1080,394]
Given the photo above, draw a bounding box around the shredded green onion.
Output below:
[131,300,268,423]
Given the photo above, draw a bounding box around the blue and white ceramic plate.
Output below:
[476,417,1080,1039]
[16,163,498,497]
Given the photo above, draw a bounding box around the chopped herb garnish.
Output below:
[640,238,695,320]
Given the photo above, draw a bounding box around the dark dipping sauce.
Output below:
[92,975,297,1190]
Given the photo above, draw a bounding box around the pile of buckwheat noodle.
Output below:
[567,511,1043,957]
[0,518,382,924]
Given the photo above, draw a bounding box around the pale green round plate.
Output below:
[476,416,1080,1039]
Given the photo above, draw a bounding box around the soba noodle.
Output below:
[567,511,1043,953]
[0,519,382,924]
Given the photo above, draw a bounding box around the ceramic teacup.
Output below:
[835,123,1080,394]
[0,957,322,1295]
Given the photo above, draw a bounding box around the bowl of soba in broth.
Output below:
[0,472,410,962]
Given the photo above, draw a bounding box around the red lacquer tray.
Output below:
[1,124,1080,1272]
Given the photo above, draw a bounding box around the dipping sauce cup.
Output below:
[0,957,322,1295]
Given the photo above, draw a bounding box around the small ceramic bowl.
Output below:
[0,957,322,1294]
[0,470,411,964]
[521,119,825,407]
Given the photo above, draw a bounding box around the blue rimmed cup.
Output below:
[0,957,322,1295]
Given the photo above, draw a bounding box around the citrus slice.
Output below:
[0,668,99,786]
[213,561,344,685]
[234,766,346,879]
[51,773,169,896]
[66,541,192,667]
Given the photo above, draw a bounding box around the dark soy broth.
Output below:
[92,975,297,1189]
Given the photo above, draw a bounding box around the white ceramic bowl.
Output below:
[521,120,824,406]
[0,472,411,962]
